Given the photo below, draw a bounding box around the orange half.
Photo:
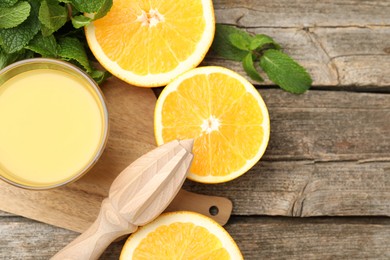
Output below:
[120,211,243,259]
[85,0,215,87]
[154,66,270,183]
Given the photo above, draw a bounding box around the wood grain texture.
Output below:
[1,216,389,260]
[229,217,390,259]
[184,161,390,216]
[213,0,390,27]
[261,89,390,161]
[207,0,390,87]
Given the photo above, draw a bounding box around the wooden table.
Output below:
[1,0,390,259]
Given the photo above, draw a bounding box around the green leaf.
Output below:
[0,47,21,69]
[90,69,111,84]
[40,24,53,37]
[0,47,33,69]
[58,37,92,72]
[249,34,280,51]
[25,33,59,57]
[39,0,67,34]
[69,0,112,21]
[242,53,263,82]
[93,0,113,20]
[71,15,92,29]
[0,0,19,8]
[68,0,107,13]
[260,49,312,94]
[211,24,250,61]
[0,1,31,29]
[0,1,40,53]
[228,33,250,51]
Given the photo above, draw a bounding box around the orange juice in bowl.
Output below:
[0,58,109,189]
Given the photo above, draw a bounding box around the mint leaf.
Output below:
[0,1,40,53]
[39,0,67,34]
[93,0,113,20]
[249,34,280,51]
[260,49,312,94]
[242,53,263,82]
[0,1,31,29]
[58,37,92,72]
[26,33,58,57]
[71,15,92,29]
[229,33,250,51]
[90,69,111,84]
[0,47,33,69]
[58,37,109,83]
[211,24,250,61]
[68,0,107,13]
[0,0,19,8]
[40,24,54,37]
[67,0,112,20]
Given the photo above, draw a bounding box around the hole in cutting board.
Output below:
[209,205,219,216]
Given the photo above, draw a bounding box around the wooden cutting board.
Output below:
[0,77,232,233]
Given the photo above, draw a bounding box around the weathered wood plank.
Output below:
[183,161,390,216]
[262,89,390,161]
[230,217,390,259]
[213,0,390,27]
[1,216,389,259]
[309,27,390,87]
[206,0,390,87]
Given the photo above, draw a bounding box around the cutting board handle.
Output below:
[166,190,233,226]
[51,198,137,260]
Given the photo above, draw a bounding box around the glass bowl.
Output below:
[0,58,109,189]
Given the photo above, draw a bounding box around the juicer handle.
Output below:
[51,198,137,260]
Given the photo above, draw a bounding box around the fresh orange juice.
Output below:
[0,59,108,189]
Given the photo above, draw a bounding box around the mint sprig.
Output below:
[211,24,312,94]
[260,49,312,94]
[0,0,112,84]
